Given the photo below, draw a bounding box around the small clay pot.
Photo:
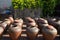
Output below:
[47,18,60,33]
[25,17,38,27]
[42,25,57,40]
[8,24,22,40]
[46,18,57,28]
[26,27,39,40]
[0,21,10,35]
[8,18,23,40]
[0,20,11,39]
[35,18,48,27]
[14,18,23,27]
[35,18,48,30]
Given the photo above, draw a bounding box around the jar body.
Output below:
[26,27,39,40]
[42,26,57,40]
[8,26,22,40]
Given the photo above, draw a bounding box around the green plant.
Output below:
[12,0,57,17]
[12,0,43,10]
[42,0,57,17]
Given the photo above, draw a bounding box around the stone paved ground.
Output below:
[1,35,60,40]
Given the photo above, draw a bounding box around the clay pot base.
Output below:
[26,27,39,40]
[8,26,22,40]
[27,33,37,40]
[9,31,21,40]
[42,33,57,40]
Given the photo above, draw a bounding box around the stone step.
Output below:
[3,34,60,37]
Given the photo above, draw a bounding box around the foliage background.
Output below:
[12,0,59,17]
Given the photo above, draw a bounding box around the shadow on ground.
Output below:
[1,36,60,40]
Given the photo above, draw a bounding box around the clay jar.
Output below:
[26,17,39,40]
[25,17,38,27]
[26,27,39,40]
[0,22,7,36]
[46,18,57,28]
[0,19,12,37]
[42,25,57,40]
[47,17,60,33]
[8,19,23,40]
[14,18,23,27]
[35,18,48,31]
[8,23,22,40]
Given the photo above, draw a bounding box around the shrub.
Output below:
[12,0,57,17]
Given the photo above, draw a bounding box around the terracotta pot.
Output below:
[35,18,48,27]
[8,18,23,40]
[25,17,38,27]
[0,16,13,39]
[35,18,48,30]
[46,18,57,28]
[14,18,23,27]
[34,18,49,34]
[0,20,10,35]
[47,18,60,33]
[42,25,57,40]
[8,24,22,40]
[0,19,12,39]
[26,27,39,40]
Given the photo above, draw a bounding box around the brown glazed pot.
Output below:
[42,25,57,40]
[8,24,22,40]
[0,16,13,39]
[46,18,58,28]
[47,17,60,33]
[8,19,23,40]
[25,17,38,27]
[0,20,11,37]
[35,18,48,33]
[26,27,39,40]
[14,18,23,27]
[35,18,48,29]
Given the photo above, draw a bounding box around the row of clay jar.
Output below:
[25,17,58,40]
[0,16,60,40]
[0,16,23,40]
